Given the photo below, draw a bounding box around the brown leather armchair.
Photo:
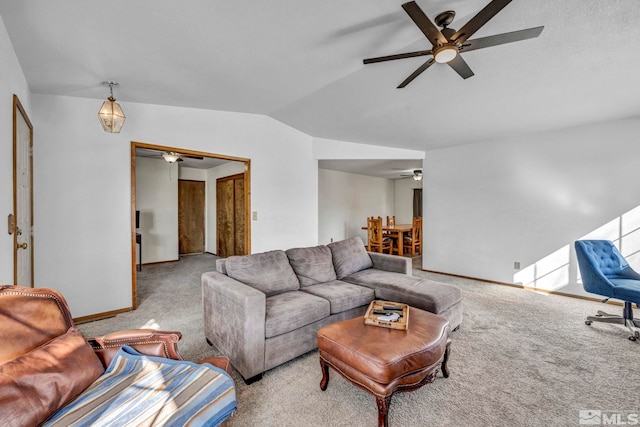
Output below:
[0,285,233,426]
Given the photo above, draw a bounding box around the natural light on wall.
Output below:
[514,245,570,291]
[514,205,640,292]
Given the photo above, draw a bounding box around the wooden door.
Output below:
[217,174,245,257]
[178,180,205,254]
[13,95,34,287]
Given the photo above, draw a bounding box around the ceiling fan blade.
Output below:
[182,154,204,160]
[364,50,432,64]
[397,58,435,88]
[451,0,512,44]
[447,55,474,79]
[460,26,544,53]
[402,1,447,47]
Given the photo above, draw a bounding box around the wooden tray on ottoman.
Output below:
[364,300,409,330]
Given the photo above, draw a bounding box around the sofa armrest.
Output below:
[368,252,412,275]
[202,271,266,380]
[88,329,183,368]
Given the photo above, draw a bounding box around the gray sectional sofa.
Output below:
[202,237,462,383]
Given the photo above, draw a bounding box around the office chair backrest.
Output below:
[575,240,629,276]
[575,240,631,298]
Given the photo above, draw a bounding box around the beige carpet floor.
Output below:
[78,253,640,427]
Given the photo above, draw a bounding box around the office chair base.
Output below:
[585,303,640,341]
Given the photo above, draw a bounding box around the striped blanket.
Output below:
[44,346,236,427]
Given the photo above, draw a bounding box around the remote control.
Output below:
[377,312,400,322]
[382,305,403,311]
[373,309,403,317]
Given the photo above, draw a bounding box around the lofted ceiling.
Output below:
[1,0,639,158]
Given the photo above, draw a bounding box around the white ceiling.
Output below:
[2,1,639,158]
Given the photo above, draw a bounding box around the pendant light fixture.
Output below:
[98,81,126,133]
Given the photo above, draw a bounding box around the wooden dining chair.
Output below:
[403,216,422,257]
[386,216,396,227]
[385,215,400,255]
[367,216,393,254]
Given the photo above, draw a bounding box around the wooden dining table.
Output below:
[362,223,414,256]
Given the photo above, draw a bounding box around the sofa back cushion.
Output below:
[328,237,373,279]
[286,245,337,287]
[0,327,105,427]
[225,250,300,296]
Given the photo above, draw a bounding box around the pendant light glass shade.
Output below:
[98,82,126,133]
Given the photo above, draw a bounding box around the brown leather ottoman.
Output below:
[317,306,451,427]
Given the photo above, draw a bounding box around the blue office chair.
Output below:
[575,240,640,341]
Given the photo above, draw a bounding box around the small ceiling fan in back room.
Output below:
[363,0,544,88]
[400,169,423,181]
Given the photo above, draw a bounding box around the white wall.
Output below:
[318,169,394,245]
[394,177,422,224]
[424,116,640,298]
[136,157,179,264]
[178,166,207,181]
[32,94,318,317]
[0,16,31,283]
[205,161,245,254]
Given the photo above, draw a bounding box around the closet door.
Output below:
[217,174,245,257]
[178,180,205,254]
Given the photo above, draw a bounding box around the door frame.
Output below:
[130,141,251,309]
[13,94,34,286]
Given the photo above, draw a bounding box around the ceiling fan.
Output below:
[363,0,544,88]
[160,152,204,163]
[400,169,423,181]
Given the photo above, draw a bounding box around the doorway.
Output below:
[130,141,251,309]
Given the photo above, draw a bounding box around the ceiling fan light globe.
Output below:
[162,152,180,163]
[434,46,458,64]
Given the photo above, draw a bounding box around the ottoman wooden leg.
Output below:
[319,357,330,391]
[376,395,392,427]
[441,342,451,378]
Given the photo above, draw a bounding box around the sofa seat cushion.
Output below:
[346,269,462,314]
[0,327,105,427]
[286,245,337,287]
[301,281,374,314]
[343,268,422,290]
[328,237,373,279]
[225,250,300,296]
[265,291,330,338]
